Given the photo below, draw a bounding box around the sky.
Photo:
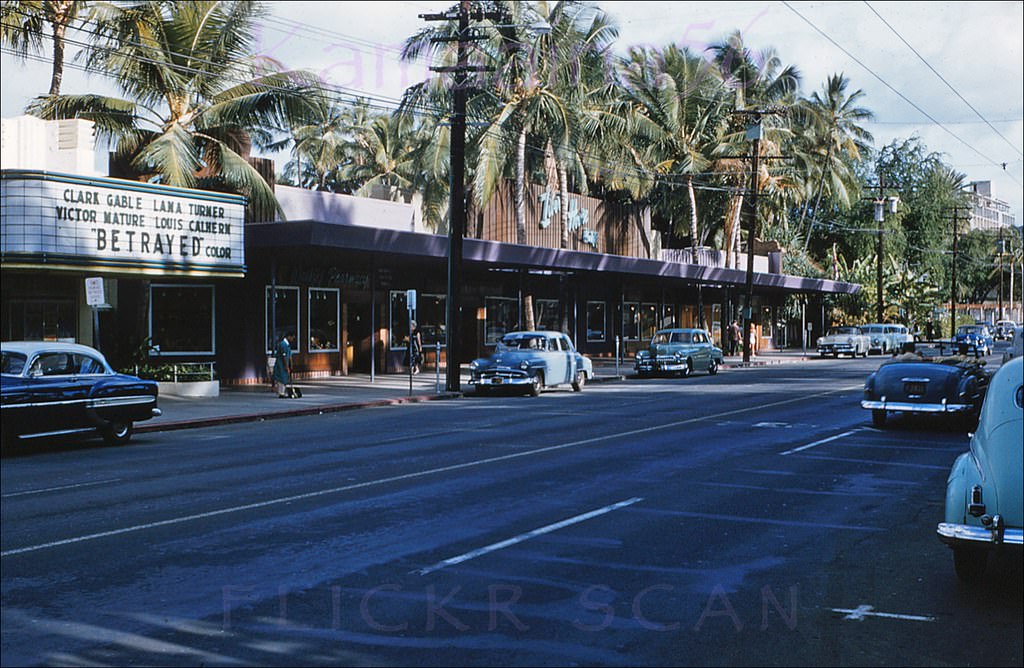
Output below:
[2,1,1022,223]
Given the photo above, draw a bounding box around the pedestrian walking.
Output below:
[405,320,424,374]
[272,331,300,398]
[728,320,741,356]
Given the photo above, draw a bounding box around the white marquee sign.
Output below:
[1,171,246,277]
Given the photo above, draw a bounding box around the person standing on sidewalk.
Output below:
[728,320,741,356]
[273,331,297,398]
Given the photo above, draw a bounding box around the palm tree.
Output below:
[26,1,317,213]
[797,73,874,249]
[1,0,92,95]
[707,31,800,267]
[617,44,730,256]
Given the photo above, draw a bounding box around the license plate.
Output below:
[491,378,503,385]
[905,381,925,395]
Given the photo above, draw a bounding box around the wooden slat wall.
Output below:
[474,182,651,259]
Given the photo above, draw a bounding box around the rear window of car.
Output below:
[1,351,27,375]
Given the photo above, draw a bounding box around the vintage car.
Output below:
[469,331,593,396]
[1,341,161,448]
[993,320,1017,341]
[634,328,723,377]
[954,324,994,357]
[861,340,991,428]
[1003,326,1023,364]
[861,324,893,355]
[937,356,1023,583]
[817,326,869,358]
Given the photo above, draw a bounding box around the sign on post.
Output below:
[85,277,105,306]
[406,289,417,312]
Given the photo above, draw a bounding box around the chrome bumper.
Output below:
[937,522,1024,546]
[635,357,684,372]
[470,374,531,387]
[861,400,971,413]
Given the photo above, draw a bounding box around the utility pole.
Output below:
[734,107,786,366]
[946,206,970,339]
[997,227,1004,321]
[421,1,497,393]
[864,176,898,323]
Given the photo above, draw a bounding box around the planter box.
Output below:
[158,380,220,398]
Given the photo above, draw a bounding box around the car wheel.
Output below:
[871,409,887,428]
[707,358,719,375]
[572,370,586,392]
[953,547,988,584]
[679,359,693,378]
[102,420,134,446]
[528,372,543,397]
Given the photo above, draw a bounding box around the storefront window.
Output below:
[660,304,676,329]
[485,297,517,344]
[535,299,559,331]
[308,288,339,352]
[6,300,76,341]
[761,306,773,338]
[586,301,605,342]
[418,293,446,346]
[266,286,299,354]
[391,290,447,349]
[622,302,640,340]
[640,302,658,340]
[151,285,214,354]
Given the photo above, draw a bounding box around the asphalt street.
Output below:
[1,353,1021,666]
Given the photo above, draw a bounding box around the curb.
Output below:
[137,392,463,434]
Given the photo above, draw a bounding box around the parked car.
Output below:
[888,324,914,351]
[1,341,161,448]
[817,326,869,358]
[469,331,592,396]
[1003,326,1023,364]
[861,340,991,428]
[993,320,1017,341]
[937,356,1023,582]
[634,328,723,377]
[954,324,994,356]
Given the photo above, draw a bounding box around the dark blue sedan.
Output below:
[955,325,994,357]
[1,341,161,448]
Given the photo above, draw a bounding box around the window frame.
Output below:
[307,287,340,354]
[150,283,216,356]
[265,285,300,355]
[586,301,606,342]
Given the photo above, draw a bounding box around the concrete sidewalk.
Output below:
[138,350,815,434]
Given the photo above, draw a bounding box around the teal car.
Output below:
[634,328,723,378]
[938,356,1023,582]
[469,331,592,396]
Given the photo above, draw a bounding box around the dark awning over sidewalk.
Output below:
[248,221,860,295]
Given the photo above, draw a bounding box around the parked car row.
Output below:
[860,323,913,355]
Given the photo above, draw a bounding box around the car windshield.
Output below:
[958,326,985,335]
[653,331,691,344]
[498,335,548,351]
[863,326,883,333]
[1,351,27,375]
[828,327,860,336]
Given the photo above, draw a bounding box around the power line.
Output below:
[781,1,1023,189]
[863,1,1023,159]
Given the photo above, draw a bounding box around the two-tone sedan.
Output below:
[817,326,869,358]
[1,341,161,448]
[469,331,592,396]
[861,340,991,428]
[954,324,994,357]
[938,356,1022,583]
[634,328,723,378]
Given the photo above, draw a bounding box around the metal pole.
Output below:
[998,227,1004,320]
[444,0,470,393]
[876,183,884,323]
[370,257,376,384]
[951,212,959,339]
[742,124,761,366]
[408,306,413,396]
[435,340,441,393]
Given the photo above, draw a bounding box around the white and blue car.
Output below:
[470,331,593,396]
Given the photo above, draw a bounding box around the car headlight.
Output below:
[846,337,854,344]
[520,360,530,370]
[470,360,479,370]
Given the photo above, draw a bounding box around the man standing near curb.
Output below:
[728,320,741,356]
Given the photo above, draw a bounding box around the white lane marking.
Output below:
[1,385,860,558]
[755,422,791,428]
[414,497,643,576]
[1,478,122,499]
[796,454,949,470]
[780,429,861,456]
[832,605,934,622]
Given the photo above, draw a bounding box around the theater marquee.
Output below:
[1,170,246,277]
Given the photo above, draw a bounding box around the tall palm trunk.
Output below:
[799,142,833,251]
[515,127,527,245]
[48,1,76,96]
[686,174,699,256]
[724,194,744,268]
[558,160,570,249]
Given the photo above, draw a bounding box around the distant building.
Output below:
[967,181,1016,232]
